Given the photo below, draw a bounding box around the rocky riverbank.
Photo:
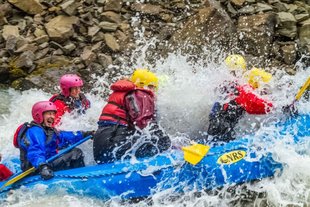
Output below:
[0,0,309,92]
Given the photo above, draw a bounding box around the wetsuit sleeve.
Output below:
[23,127,47,168]
[57,131,84,149]
[53,100,68,125]
[235,87,273,114]
[124,91,155,129]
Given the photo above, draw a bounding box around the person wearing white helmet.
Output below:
[49,74,91,125]
[13,101,94,180]
[93,69,171,164]
[207,55,274,142]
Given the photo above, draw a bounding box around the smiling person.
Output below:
[13,101,93,180]
[50,74,91,126]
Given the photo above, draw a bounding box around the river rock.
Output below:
[88,25,100,37]
[273,2,289,12]
[131,3,166,15]
[5,35,17,54]
[2,25,19,40]
[276,12,297,39]
[0,3,12,25]
[9,67,26,80]
[299,19,310,46]
[280,44,296,64]
[63,42,76,54]
[170,6,235,55]
[104,0,122,12]
[11,78,38,90]
[230,0,245,7]
[104,33,120,52]
[100,11,122,24]
[14,51,35,68]
[8,0,44,15]
[15,43,38,53]
[238,5,255,14]
[256,3,273,12]
[295,14,309,22]
[0,65,9,83]
[98,53,112,68]
[99,21,118,32]
[60,0,81,16]
[81,48,96,65]
[237,13,276,56]
[45,15,79,43]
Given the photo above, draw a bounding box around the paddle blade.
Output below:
[0,167,35,191]
[182,144,210,165]
[295,77,310,101]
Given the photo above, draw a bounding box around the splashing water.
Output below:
[0,48,309,206]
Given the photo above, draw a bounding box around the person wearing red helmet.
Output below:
[14,101,93,180]
[93,69,171,164]
[50,74,91,125]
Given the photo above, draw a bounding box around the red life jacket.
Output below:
[0,164,13,181]
[99,80,136,125]
[234,84,273,114]
[50,93,90,112]
[50,93,90,125]
[220,82,273,115]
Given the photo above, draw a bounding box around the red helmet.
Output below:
[60,74,83,97]
[32,101,57,124]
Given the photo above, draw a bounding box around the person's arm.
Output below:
[57,131,84,149]
[23,127,47,168]
[235,86,273,114]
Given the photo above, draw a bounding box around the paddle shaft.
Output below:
[0,135,92,190]
[294,77,310,103]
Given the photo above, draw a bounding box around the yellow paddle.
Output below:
[283,76,310,115]
[0,167,35,190]
[182,144,210,165]
[294,77,310,102]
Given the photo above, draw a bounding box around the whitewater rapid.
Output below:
[0,53,309,206]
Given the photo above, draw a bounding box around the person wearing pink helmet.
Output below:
[49,74,91,125]
[13,101,93,180]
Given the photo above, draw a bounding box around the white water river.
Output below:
[0,52,309,206]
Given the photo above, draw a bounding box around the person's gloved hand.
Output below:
[39,164,54,180]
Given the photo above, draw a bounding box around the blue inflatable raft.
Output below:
[0,114,309,200]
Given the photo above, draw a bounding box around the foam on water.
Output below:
[0,49,309,206]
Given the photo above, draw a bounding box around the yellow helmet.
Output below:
[224,54,247,72]
[130,69,159,89]
[246,67,272,89]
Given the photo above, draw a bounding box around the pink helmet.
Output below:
[60,74,83,97]
[32,101,57,124]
